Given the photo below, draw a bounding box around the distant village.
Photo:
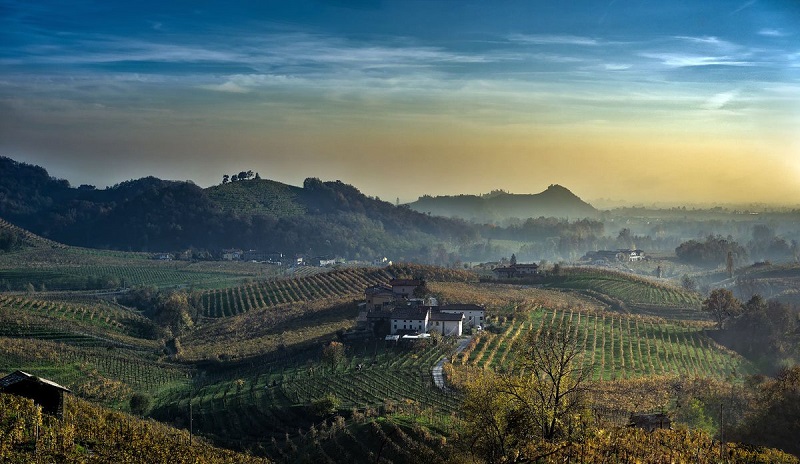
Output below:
[152,249,391,268]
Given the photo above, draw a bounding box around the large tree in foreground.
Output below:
[510,322,591,440]
[462,322,590,463]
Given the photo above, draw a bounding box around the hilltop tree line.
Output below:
[222,170,260,183]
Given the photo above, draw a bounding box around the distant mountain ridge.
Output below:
[408,184,597,222]
[0,156,477,259]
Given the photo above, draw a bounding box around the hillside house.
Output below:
[390,278,424,299]
[365,284,394,310]
[0,371,71,419]
[428,311,465,336]
[626,249,645,261]
[440,303,485,328]
[391,307,429,334]
[312,256,337,267]
[222,248,243,261]
[153,253,173,261]
[492,263,540,279]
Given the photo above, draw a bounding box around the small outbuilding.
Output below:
[0,370,71,419]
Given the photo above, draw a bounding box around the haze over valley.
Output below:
[1,1,799,463]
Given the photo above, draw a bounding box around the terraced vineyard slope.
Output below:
[463,304,753,380]
[199,267,392,317]
[545,268,703,319]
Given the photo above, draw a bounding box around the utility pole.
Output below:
[719,403,725,462]
[189,372,194,446]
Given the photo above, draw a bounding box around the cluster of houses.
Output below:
[221,250,335,266]
[153,249,349,267]
[583,249,646,264]
[358,279,485,339]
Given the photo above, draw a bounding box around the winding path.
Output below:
[432,336,472,391]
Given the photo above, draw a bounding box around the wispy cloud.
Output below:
[758,28,788,37]
[200,81,250,93]
[507,34,600,46]
[640,52,753,68]
[702,89,740,110]
[731,0,756,15]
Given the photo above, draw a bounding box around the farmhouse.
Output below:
[365,284,393,310]
[390,278,424,299]
[312,256,337,267]
[359,278,481,338]
[0,370,71,419]
[428,311,465,336]
[390,307,429,334]
[440,303,485,328]
[492,262,540,279]
[222,248,243,261]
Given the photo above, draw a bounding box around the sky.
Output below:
[1,0,799,206]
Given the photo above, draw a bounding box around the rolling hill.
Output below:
[0,156,477,260]
[408,184,598,222]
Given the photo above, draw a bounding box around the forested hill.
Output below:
[0,156,477,259]
[409,184,598,222]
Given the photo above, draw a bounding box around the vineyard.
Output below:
[0,294,163,347]
[0,238,794,463]
[198,267,392,317]
[460,304,753,381]
[0,337,188,402]
[544,269,704,319]
[0,393,269,463]
[155,339,460,449]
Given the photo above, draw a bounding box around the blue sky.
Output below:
[1,0,799,205]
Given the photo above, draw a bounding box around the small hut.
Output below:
[0,371,71,419]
